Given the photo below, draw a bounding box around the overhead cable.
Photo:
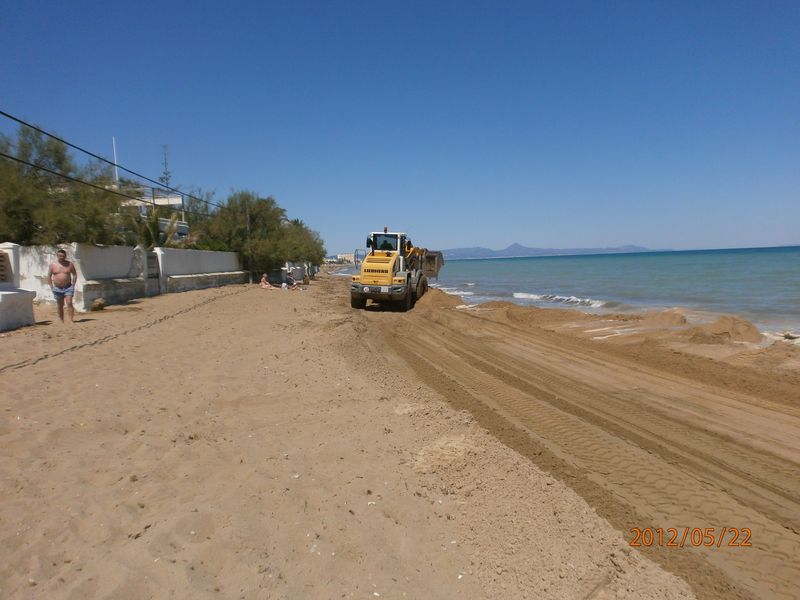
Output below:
[0,109,224,210]
[0,150,213,219]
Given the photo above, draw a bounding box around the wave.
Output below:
[434,286,474,297]
[513,292,606,308]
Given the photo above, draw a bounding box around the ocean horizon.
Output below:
[430,245,800,334]
[442,243,800,261]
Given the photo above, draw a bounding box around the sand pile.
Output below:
[729,340,800,371]
[412,434,477,474]
[414,288,463,310]
[685,315,763,344]
[642,308,688,327]
[479,301,517,310]
[476,302,589,328]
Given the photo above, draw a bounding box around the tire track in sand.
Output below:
[460,333,800,528]
[373,309,800,600]
[0,286,252,374]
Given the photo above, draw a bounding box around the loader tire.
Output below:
[351,296,367,309]
[399,289,413,312]
[416,276,428,302]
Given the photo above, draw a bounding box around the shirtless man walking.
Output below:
[48,249,78,323]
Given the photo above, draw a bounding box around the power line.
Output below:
[0,150,213,219]
[0,108,225,210]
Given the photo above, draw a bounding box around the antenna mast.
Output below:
[111,137,120,183]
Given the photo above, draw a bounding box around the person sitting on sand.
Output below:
[260,273,276,289]
[285,272,298,290]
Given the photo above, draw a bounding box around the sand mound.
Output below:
[642,308,688,328]
[507,304,589,326]
[90,298,107,311]
[416,288,463,309]
[413,434,476,474]
[474,302,589,328]
[479,301,518,310]
[729,340,800,371]
[686,315,763,344]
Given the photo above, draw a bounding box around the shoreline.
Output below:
[431,285,800,340]
[333,259,800,336]
[429,244,800,336]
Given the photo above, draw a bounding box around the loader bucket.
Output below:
[422,251,444,279]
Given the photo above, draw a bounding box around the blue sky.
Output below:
[2,1,798,254]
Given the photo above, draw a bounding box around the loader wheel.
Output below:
[351,296,366,309]
[416,276,428,302]
[399,290,413,312]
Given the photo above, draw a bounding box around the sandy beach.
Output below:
[1,274,798,599]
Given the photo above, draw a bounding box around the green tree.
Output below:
[183,187,214,229]
[0,134,35,242]
[196,191,325,274]
[1,126,326,263]
[15,126,76,186]
[276,218,326,265]
[0,127,124,245]
[120,206,181,250]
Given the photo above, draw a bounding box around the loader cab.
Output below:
[367,231,407,255]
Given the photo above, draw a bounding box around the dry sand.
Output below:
[1,274,798,599]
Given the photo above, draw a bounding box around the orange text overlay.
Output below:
[629,527,752,548]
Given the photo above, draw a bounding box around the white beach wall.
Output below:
[155,248,240,276]
[73,244,142,280]
[14,244,243,311]
[18,244,68,302]
[17,243,142,309]
[154,247,245,293]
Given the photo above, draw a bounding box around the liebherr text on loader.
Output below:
[350,228,444,311]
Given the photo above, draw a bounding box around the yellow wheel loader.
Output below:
[350,228,444,311]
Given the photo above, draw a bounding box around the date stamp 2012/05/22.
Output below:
[629,527,752,548]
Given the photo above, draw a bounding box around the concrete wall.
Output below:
[81,279,147,310]
[19,243,140,294]
[155,248,240,277]
[18,244,66,302]
[0,243,36,331]
[14,244,244,312]
[155,247,245,294]
[166,271,247,293]
[18,243,143,310]
[284,261,320,283]
[74,244,143,280]
[0,243,23,288]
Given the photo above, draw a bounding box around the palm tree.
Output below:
[128,208,180,250]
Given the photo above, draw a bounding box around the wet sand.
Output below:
[1,274,798,599]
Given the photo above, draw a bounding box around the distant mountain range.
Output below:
[441,243,653,260]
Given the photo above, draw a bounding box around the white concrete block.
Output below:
[0,289,36,331]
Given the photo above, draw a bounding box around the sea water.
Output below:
[432,246,800,333]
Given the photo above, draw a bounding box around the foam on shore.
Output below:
[513,292,606,308]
